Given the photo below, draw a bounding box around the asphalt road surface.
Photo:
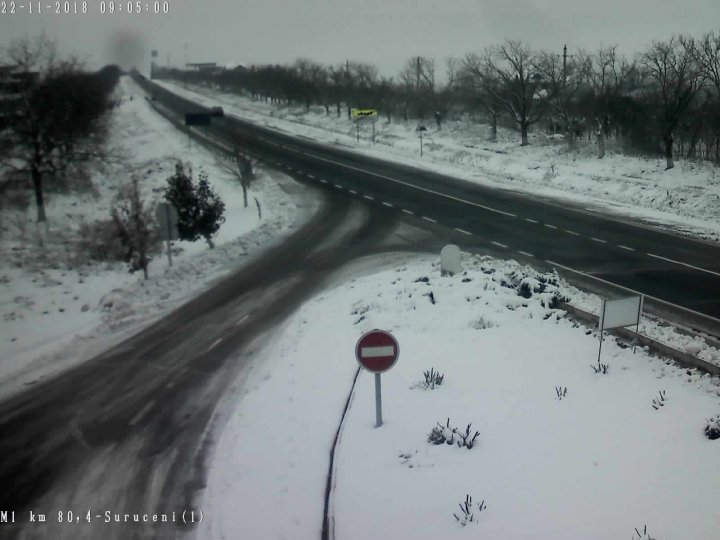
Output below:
[138,74,720,323]
[0,189,419,540]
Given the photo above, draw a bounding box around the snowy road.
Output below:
[139,75,720,329]
[0,192,405,540]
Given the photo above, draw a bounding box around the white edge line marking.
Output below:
[422,216,437,223]
[525,218,539,223]
[544,259,720,323]
[302,151,516,217]
[129,400,155,426]
[518,251,534,257]
[454,228,472,235]
[564,230,580,236]
[646,253,720,278]
[491,241,508,248]
[207,338,223,352]
[361,346,394,357]
[363,195,374,200]
[382,202,393,207]
[544,224,558,229]
[402,209,414,215]
[618,245,635,251]
[590,237,607,244]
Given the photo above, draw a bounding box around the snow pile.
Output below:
[202,253,720,540]
[157,80,720,242]
[0,77,311,398]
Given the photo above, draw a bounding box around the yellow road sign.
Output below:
[351,108,378,119]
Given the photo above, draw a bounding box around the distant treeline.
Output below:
[157,32,720,168]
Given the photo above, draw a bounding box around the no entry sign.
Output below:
[355,330,399,373]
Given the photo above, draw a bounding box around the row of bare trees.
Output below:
[158,32,720,169]
[0,36,122,222]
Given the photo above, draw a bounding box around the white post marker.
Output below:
[440,244,462,276]
[355,330,400,428]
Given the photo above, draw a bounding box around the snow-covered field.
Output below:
[0,76,314,399]
[156,80,720,243]
[202,253,720,540]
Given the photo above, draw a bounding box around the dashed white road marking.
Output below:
[302,151,517,218]
[129,400,156,426]
[422,216,437,223]
[363,195,374,201]
[544,223,558,229]
[454,228,472,236]
[207,338,223,352]
[382,202,393,208]
[525,218,539,224]
[349,189,357,194]
[646,253,720,278]
[320,179,328,184]
[402,209,414,215]
[591,237,607,244]
[491,241,508,249]
[518,251,534,257]
[235,314,249,326]
[564,230,580,236]
[334,184,343,189]
[618,245,635,251]
[307,174,315,179]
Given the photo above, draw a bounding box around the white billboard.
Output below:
[599,295,643,331]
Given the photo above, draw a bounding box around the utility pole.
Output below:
[560,44,574,84]
[416,56,421,87]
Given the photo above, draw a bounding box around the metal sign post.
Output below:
[355,329,400,428]
[416,124,427,156]
[156,202,179,267]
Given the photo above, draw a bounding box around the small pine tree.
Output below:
[164,162,225,248]
[165,162,200,242]
[195,171,226,248]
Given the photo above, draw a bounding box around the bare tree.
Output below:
[484,40,547,146]
[577,46,631,158]
[641,35,706,169]
[539,48,585,150]
[698,31,720,94]
[111,176,157,280]
[217,148,255,208]
[460,51,506,141]
[0,36,116,222]
[398,56,436,120]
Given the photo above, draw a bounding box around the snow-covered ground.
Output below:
[3,75,720,540]
[202,253,720,540]
[156,80,720,243]
[0,76,315,399]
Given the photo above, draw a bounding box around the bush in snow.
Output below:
[704,414,720,440]
[590,360,610,374]
[77,218,133,264]
[632,525,657,540]
[111,176,160,279]
[411,368,444,390]
[453,494,486,526]
[651,390,667,410]
[428,418,480,449]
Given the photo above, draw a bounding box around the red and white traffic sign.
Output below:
[355,330,399,373]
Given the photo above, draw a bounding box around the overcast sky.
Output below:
[1,0,718,76]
